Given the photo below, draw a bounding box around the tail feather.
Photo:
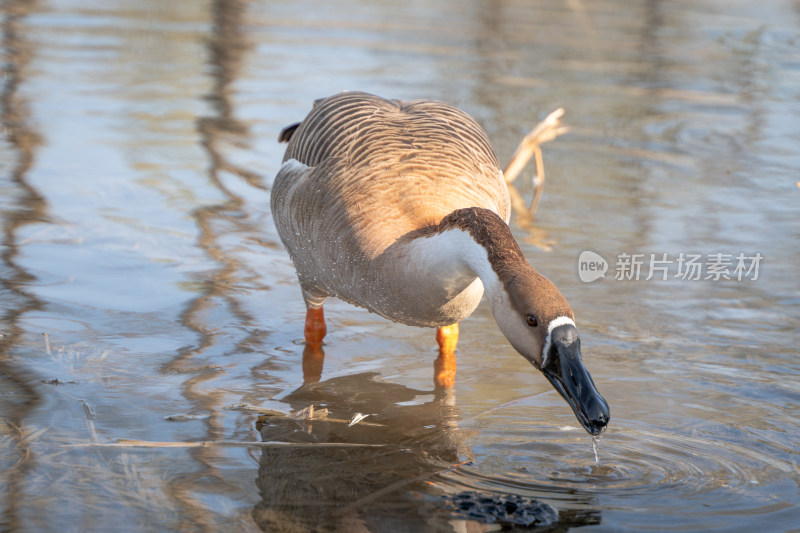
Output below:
[278,122,301,143]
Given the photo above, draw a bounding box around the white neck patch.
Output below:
[541,315,576,368]
[408,228,500,293]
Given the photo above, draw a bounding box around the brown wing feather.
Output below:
[277,92,509,258]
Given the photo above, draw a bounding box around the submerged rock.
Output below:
[446,491,558,528]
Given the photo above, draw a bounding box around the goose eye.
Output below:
[525,315,538,328]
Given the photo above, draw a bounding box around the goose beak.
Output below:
[541,324,610,436]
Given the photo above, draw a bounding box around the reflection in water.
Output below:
[253,373,473,531]
[301,343,325,384]
[253,372,603,531]
[0,1,45,530]
[162,0,272,527]
[169,0,258,384]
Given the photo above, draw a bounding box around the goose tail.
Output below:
[278,122,301,143]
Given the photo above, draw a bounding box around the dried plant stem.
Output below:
[231,403,386,427]
[69,439,386,449]
[42,331,52,356]
[503,108,569,219]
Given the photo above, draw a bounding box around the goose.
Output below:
[271,92,609,435]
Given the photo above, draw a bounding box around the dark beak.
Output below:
[541,324,610,436]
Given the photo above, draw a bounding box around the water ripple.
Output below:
[437,419,798,525]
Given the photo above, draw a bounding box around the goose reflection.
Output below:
[253,368,605,531]
[252,372,475,532]
[252,370,603,531]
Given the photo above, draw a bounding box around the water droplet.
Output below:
[592,436,600,466]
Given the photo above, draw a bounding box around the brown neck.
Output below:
[436,207,529,286]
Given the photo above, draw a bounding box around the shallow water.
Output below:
[1,0,799,531]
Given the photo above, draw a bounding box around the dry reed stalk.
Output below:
[503,108,569,219]
[233,402,386,428]
[68,439,386,449]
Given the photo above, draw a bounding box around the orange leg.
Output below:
[304,307,327,346]
[302,307,326,384]
[434,323,459,387]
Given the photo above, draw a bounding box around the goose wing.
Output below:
[274,92,509,259]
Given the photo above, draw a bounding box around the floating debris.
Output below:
[348,412,370,427]
[42,332,52,356]
[80,400,95,420]
[290,404,329,420]
[163,413,210,422]
[446,491,558,528]
[224,403,284,416]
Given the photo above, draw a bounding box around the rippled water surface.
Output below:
[1,0,799,531]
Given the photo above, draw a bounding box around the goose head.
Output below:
[489,267,610,436]
[434,207,610,435]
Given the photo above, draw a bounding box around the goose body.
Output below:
[272,92,610,435]
[273,92,508,326]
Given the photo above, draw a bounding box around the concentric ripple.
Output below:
[435,418,799,528]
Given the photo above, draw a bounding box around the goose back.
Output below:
[272,92,511,323]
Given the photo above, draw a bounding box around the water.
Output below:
[1,0,799,531]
